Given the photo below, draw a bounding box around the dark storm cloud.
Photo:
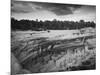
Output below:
[32,2,82,15]
[50,7,73,15]
[11,1,84,15]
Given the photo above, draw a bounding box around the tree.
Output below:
[11,18,96,30]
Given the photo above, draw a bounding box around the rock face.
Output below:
[19,38,95,73]
[11,53,22,75]
[11,53,31,75]
[11,29,96,74]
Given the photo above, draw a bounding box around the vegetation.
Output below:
[11,18,96,31]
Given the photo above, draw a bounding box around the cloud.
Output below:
[11,1,95,16]
[74,5,96,15]
[11,1,34,13]
[49,7,73,15]
[31,2,82,16]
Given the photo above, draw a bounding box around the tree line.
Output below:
[11,18,96,31]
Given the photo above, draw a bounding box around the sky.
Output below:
[11,0,96,22]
